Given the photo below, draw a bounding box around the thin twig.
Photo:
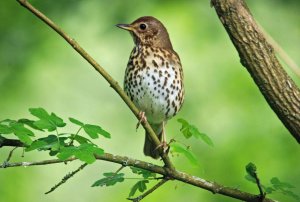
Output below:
[45,163,88,194]
[127,178,168,202]
[16,0,174,170]
[1,147,18,168]
[252,171,266,200]
[0,157,76,168]
[6,147,18,162]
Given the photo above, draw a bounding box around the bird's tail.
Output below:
[143,123,163,159]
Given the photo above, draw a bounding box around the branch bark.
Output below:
[1,138,275,202]
[211,0,300,143]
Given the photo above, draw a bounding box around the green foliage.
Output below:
[170,142,198,166]
[130,167,156,179]
[128,180,149,197]
[26,135,64,152]
[0,107,110,164]
[245,163,299,200]
[177,118,213,146]
[91,173,125,187]
[0,119,34,145]
[57,143,104,164]
[245,162,257,178]
[69,117,111,139]
[29,108,66,131]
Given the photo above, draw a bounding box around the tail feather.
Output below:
[143,123,163,159]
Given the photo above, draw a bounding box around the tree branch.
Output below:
[16,0,174,170]
[1,138,276,202]
[211,0,300,143]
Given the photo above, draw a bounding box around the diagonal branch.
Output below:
[16,0,174,170]
[1,138,276,202]
[211,0,300,143]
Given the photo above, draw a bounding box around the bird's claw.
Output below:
[136,111,147,130]
[155,141,169,154]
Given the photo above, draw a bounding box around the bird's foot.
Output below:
[136,111,147,130]
[155,141,169,154]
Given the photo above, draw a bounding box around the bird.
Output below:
[116,16,184,159]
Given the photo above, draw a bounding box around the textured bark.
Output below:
[211,0,300,143]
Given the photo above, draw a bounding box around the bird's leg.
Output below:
[161,122,169,153]
[155,121,169,154]
[136,111,147,130]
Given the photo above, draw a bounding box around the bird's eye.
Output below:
[139,23,147,30]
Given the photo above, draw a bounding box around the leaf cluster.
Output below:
[245,162,299,201]
[0,108,111,164]
[91,166,158,198]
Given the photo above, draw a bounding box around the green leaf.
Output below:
[270,177,295,189]
[177,118,213,146]
[69,117,84,127]
[18,119,44,131]
[246,162,257,178]
[34,119,56,131]
[29,107,66,131]
[49,113,66,127]
[0,123,12,134]
[177,118,192,138]
[130,167,156,179]
[29,107,50,120]
[245,174,256,183]
[72,135,94,145]
[26,135,60,152]
[170,142,199,166]
[83,124,111,139]
[10,122,34,145]
[57,143,104,164]
[128,180,149,197]
[263,186,275,194]
[92,173,125,187]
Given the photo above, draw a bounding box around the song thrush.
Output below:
[117,16,184,159]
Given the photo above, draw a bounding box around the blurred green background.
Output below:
[0,0,299,201]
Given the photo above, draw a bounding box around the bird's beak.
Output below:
[116,24,133,31]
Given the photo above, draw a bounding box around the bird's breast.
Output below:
[124,46,184,124]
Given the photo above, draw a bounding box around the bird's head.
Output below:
[116,16,173,49]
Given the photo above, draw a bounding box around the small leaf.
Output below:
[49,113,66,127]
[130,167,156,179]
[10,122,34,145]
[92,173,125,187]
[57,143,104,164]
[29,107,50,120]
[263,186,275,194]
[26,135,59,152]
[177,118,192,139]
[0,124,12,134]
[34,119,56,131]
[29,107,66,131]
[170,142,199,166]
[18,119,44,131]
[177,118,213,146]
[246,162,257,178]
[245,174,256,183]
[72,135,94,145]
[84,124,111,139]
[69,117,84,127]
[270,177,295,189]
[128,180,149,197]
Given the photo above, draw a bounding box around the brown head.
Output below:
[116,16,173,50]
